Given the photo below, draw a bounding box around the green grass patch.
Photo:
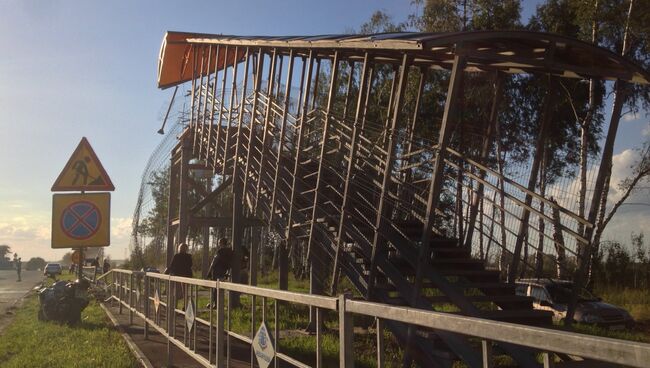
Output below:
[596,287,650,322]
[0,295,137,368]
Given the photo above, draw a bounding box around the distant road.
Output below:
[0,270,45,330]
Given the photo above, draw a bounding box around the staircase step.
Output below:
[451,282,515,291]
[475,309,553,325]
[437,269,501,279]
[425,294,533,305]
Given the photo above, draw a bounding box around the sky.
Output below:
[0,0,647,262]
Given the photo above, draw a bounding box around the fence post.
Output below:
[482,340,493,368]
[144,274,149,339]
[376,317,384,368]
[339,294,354,368]
[129,273,134,325]
[215,281,225,368]
[167,277,173,366]
[543,352,555,368]
[118,273,123,315]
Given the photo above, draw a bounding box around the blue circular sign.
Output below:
[60,201,102,240]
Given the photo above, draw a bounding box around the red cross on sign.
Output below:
[52,193,110,248]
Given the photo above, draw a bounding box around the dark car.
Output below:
[141,267,160,273]
[44,263,63,277]
[515,279,634,329]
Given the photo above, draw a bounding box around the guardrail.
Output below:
[102,269,650,368]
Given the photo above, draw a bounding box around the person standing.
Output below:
[206,238,233,308]
[165,243,193,306]
[15,257,21,282]
[91,257,100,276]
[103,259,111,274]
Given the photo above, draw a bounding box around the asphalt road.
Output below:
[0,270,44,315]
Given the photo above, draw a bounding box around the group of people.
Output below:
[164,237,234,308]
[68,257,111,276]
[90,257,111,275]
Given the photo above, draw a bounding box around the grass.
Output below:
[0,280,137,368]
[596,287,650,322]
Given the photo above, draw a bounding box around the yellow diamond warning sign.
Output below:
[51,137,115,192]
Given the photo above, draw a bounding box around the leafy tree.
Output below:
[0,245,11,269]
[26,257,46,271]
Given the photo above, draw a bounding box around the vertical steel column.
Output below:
[366,54,411,298]
[310,58,322,110]
[230,48,250,308]
[222,47,241,181]
[213,46,229,174]
[414,53,467,293]
[508,77,554,283]
[255,49,279,210]
[359,65,375,131]
[192,46,205,154]
[165,154,180,266]
[274,55,284,98]
[206,45,221,168]
[341,61,356,121]
[198,45,214,159]
[464,74,504,248]
[399,67,426,205]
[306,50,340,259]
[188,46,198,139]
[285,51,315,239]
[270,50,296,224]
[331,53,371,294]
[178,138,191,245]
[242,48,266,198]
[306,51,340,330]
[194,46,208,156]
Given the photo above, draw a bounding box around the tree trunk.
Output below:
[550,198,567,279]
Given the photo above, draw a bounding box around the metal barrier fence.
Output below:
[101,269,650,368]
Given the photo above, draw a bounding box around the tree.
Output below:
[593,139,650,249]
[0,245,11,269]
[26,257,46,271]
[61,252,73,265]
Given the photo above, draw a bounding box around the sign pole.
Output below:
[77,190,85,281]
[77,247,84,280]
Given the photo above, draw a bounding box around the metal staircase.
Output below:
[156,31,650,367]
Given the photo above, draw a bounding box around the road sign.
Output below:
[51,137,115,192]
[253,322,275,368]
[52,193,110,248]
[71,250,81,263]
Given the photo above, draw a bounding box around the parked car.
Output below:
[44,263,63,277]
[515,279,634,329]
[141,267,160,273]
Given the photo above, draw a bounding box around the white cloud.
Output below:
[622,112,638,122]
[642,123,650,137]
[111,217,132,239]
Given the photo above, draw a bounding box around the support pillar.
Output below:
[508,77,554,283]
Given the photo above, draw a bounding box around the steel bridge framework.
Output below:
[155,30,649,367]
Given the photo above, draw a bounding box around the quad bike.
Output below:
[38,278,90,325]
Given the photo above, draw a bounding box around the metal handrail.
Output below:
[106,269,650,368]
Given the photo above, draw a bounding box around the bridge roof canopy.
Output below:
[158,30,650,89]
